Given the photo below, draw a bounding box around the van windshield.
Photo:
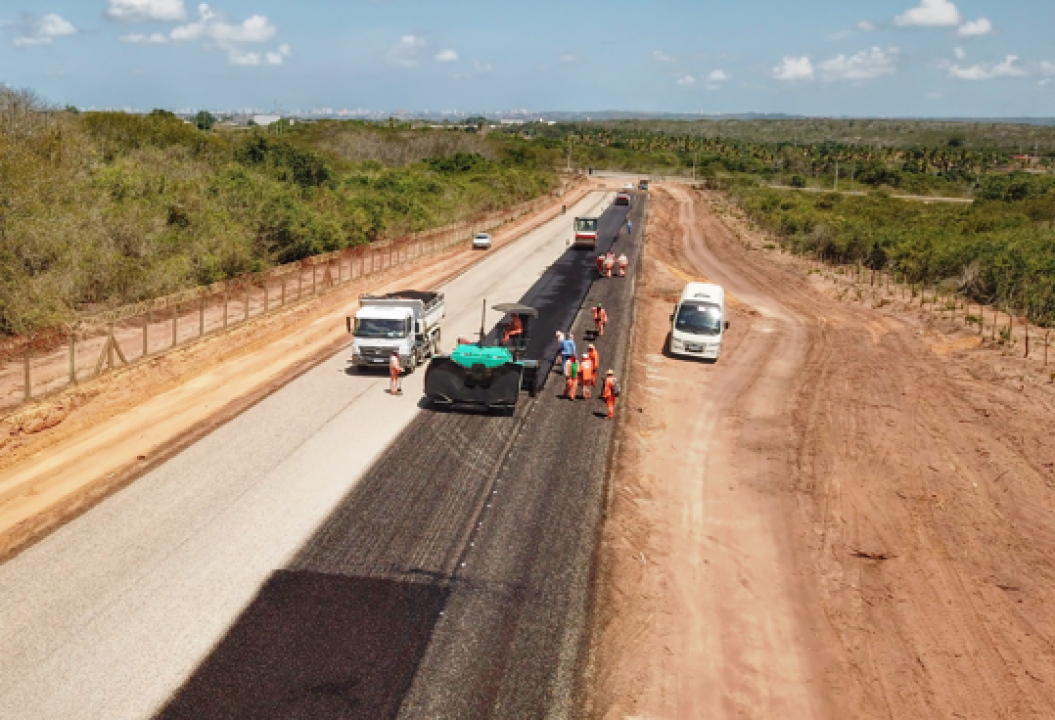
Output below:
[675,302,723,337]
[575,218,598,232]
[354,318,408,339]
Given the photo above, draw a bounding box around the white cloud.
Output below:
[704,69,730,90]
[944,55,1028,80]
[1040,62,1055,77]
[954,46,965,60]
[559,53,577,64]
[857,20,879,32]
[162,4,286,66]
[773,56,814,82]
[894,0,962,27]
[40,13,77,37]
[107,0,187,23]
[434,49,458,63]
[652,50,673,63]
[266,44,291,65]
[957,18,993,37]
[475,61,493,73]
[676,75,696,86]
[229,50,261,66]
[11,12,77,47]
[13,36,52,47]
[819,46,899,81]
[120,32,170,44]
[386,34,427,67]
[171,6,275,44]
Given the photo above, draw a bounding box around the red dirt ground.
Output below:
[586,184,1055,720]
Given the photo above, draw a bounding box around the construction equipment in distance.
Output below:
[573,216,599,249]
[423,303,540,412]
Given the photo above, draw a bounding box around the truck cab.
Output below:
[349,290,445,372]
[670,283,728,361]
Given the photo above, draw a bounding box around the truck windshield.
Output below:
[354,318,408,339]
[575,218,598,232]
[675,302,723,337]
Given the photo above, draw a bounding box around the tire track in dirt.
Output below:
[587,184,1055,719]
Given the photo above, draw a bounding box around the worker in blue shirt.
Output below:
[560,332,577,372]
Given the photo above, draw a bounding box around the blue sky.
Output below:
[2,0,1055,116]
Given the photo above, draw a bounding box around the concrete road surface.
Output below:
[0,191,614,720]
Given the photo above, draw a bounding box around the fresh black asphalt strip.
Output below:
[155,194,646,720]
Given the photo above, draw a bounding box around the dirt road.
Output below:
[586,184,1055,719]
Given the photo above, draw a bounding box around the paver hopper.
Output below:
[424,304,540,412]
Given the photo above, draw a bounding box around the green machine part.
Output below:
[424,343,531,410]
[449,344,514,368]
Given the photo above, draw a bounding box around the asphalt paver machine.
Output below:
[424,302,540,412]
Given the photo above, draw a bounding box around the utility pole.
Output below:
[834,159,839,191]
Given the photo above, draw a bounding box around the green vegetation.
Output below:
[498,121,1055,326]
[502,121,1055,197]
[735,183,1055,326]
[0,88,555,336]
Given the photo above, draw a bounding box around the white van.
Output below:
[670,283,728,361]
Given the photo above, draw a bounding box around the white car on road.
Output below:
[622,182,635,189]
[473,232,492,249]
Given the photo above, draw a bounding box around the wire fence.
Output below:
[0,185,576,416]
[812,262,1054,369]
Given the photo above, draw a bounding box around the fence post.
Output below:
[199,296,206,337]
[109,323,116,368]
[263,281,269,313]
[69,331,77,385]
[223,292,229,330]
[297,268,303,300]
[312,262,317,295]
[24,346,31,402]
[144,311,151,357]
[244,285,250,321]
[1025,314,1030,358]
[281,274,287,306]
[171,304,178,347]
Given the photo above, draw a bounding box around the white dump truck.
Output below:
[348,290,446,373]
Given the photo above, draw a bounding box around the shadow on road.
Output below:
[155,571,447,720]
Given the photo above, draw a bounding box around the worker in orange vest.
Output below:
[617,253,629,277]
[592,303,608,337]
[579,352,596,399]
[501,314,523,345]
[595,255,605,277]
[564,355,579,400]
[602,369,619,419]
[389,350,403,395]
[604,252,615,278]
[588,344,600,374]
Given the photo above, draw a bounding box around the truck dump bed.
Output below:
[358,290,445,328]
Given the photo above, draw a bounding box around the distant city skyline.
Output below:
[3,0,1055,117]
